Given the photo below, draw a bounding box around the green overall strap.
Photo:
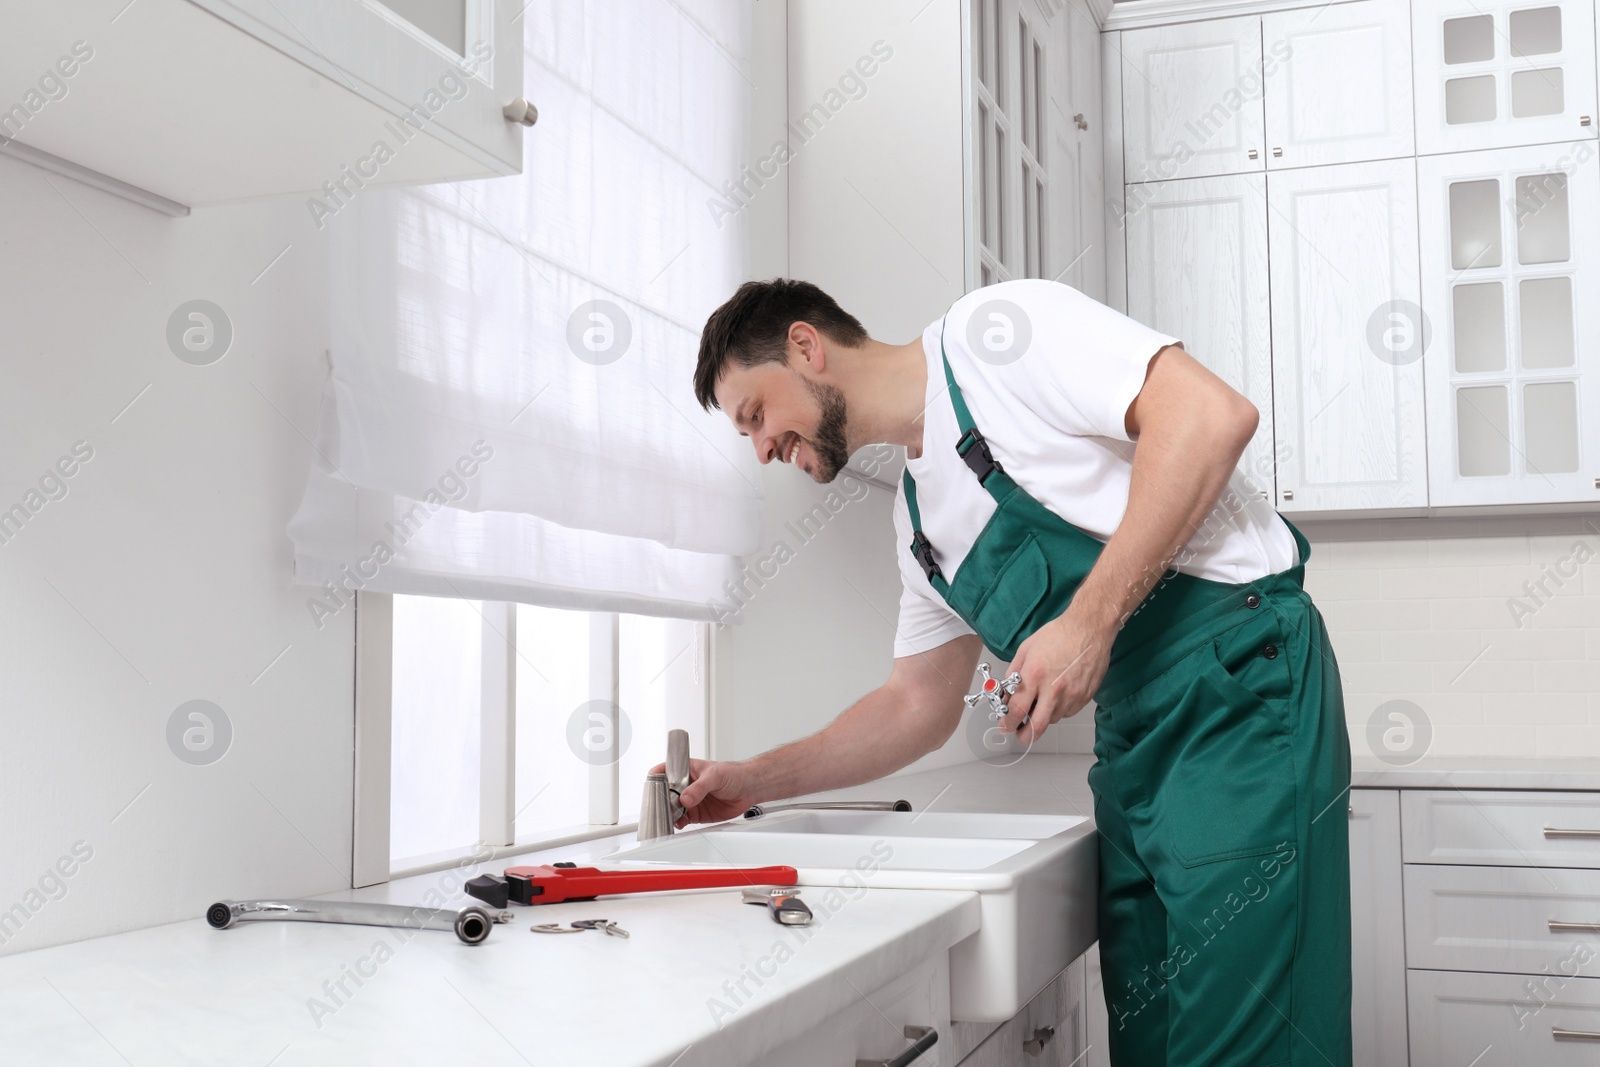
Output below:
[903,313,1019,595]
[902,468,951,596]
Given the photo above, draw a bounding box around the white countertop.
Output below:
[1,753,1589,1066]
[0,854,978,1067]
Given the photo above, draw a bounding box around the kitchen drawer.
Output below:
[957,955,1085,1067]
[1404,864,1600,977]
[1408,969,1600,1065]
[1402,791,1600,868]
[763,953,953,1067]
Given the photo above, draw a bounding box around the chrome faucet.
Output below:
[639,728,693,841]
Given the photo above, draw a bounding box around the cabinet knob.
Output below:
[1073,112,1089,131]
[1022,1026,1056,1056]
[503,98,540,126]
[1282,489,1294,501]
[1272,147,1283,157]
[1582,116,1592,126]
[1248,148,1259,159]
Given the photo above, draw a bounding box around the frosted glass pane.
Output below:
[1516,173,1570,264]
[391,595,482,865]
[1452,283,1506,372]
[617,616,705,826]
[514,604,594,838]
[1524,381,1579,474]
[1512,68,1564,117]
[376,0,467,54]
[1446,76,1498,124]
[1444,15,1495,63]
[1510,7,1562,56]
[1457,386,1510,476]
[1450,179,1502,269]
[1520,277,1575,368]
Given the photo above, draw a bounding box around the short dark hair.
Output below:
[693,278,869,411]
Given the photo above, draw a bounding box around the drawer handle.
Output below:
[1549,921,1600,933]
[857,1025,938,1067]
[1543,827,1600,838]
[1023,1025,1056,1056]
[1553,1027,1600,1041]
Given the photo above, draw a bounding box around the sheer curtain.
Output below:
[288,2,761,621]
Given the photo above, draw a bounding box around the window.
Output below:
[378,595,707,878]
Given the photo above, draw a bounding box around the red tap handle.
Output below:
[501,864,800,905]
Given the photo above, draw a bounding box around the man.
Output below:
[674,277,1352,1066]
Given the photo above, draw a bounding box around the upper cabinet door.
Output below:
[193,0,524,175]
[1419,142,1600,506]
[1125,173,1275,494]
[1121,15,1265,182]
[1269,159,1428,513]
[1263,0,1416,169]
[1413,0,1598,155]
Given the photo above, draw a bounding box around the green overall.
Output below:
[902,328,1352,1066]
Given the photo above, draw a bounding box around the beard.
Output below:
[801,377,852,483]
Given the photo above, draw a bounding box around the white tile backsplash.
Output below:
[1303,515,1600,760]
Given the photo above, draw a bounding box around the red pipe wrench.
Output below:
[465,861,800,908]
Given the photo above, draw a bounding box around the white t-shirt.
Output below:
[891,278,1299,658]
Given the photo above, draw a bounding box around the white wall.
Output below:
[0,154,354,954]
[711,0,985,777]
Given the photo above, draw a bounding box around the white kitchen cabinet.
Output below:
[0,0,524,209]
[764,952,953,1067]
[1404,863,1600,977]
[955,956,1086,1067]
[1262,0,1415,169]
[1408,969,1600,1066]
[1124,172,1276,494]
[1413,0,1598,156]
[1418,142,1600,507]
[1401,789,1600,868]
[1120,15,1266,183]
[1350,790,1410,1067]
[1268,157,1428,513]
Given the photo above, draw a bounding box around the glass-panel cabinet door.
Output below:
[1419,142,1600,506]
[1413,0,1598,155]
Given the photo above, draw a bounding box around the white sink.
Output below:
[602,809,1098,1022]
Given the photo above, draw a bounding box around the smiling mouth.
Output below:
[787,437,801,465]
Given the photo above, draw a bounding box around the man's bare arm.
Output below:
[670,634,982,824]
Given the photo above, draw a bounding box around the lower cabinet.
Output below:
[762,953,952,1067]
[1407,969,1600,1065]
[1351,789,1410,1065]
[952,956,1087,1066]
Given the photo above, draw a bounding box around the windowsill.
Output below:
[387,821,639,882]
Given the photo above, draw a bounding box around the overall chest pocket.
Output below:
[970,534,1050,659]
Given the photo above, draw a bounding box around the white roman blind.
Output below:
[289,1,761,621]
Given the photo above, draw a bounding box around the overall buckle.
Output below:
[910,531,943,582]
[956,428,1002,484]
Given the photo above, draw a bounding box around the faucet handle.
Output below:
[666,729,691,821]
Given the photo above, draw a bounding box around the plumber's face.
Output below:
[716,362,851,484]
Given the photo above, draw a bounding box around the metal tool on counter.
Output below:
[206,898,511,945]
[965,661,1026,727]
[532,919,631,937]
[464,860,801,907]
[742,885,812,926]
[742,799,912,819]
[639,728,695,841]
